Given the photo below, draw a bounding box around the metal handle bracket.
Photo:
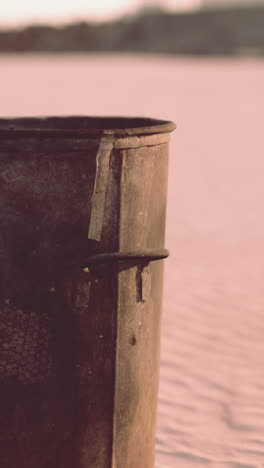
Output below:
[83,248,169,268]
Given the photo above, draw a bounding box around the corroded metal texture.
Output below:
[0,116,175,468]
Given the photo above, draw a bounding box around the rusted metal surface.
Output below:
[0,116,175,468]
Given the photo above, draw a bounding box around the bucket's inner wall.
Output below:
[0,116,172,133]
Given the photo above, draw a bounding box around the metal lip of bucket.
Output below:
[0,116,176,138]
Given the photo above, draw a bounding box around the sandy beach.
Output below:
[1,54,264,467]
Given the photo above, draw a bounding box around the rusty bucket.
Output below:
[0,116,175,468]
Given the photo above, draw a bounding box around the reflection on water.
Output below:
[1,55,264,467]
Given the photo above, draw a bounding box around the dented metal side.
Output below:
[112,142,169,468]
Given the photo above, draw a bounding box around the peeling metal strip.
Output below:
[141,265,151,303]
[88,136,114,241]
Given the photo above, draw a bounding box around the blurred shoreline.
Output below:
[0,6,264,57]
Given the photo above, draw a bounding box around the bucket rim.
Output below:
[0,116,176,138]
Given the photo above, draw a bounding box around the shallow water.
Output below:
[1,54,264,467]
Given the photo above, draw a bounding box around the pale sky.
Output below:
[0,0,202,27]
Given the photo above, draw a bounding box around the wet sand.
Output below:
[1,54,264,467]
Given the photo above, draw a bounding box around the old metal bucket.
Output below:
[0,116,175,468]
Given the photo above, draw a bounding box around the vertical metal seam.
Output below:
[110,149,126,468]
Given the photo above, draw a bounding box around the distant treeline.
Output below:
[0,6,264,56]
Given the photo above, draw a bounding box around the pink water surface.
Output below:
[1,54,264,467]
